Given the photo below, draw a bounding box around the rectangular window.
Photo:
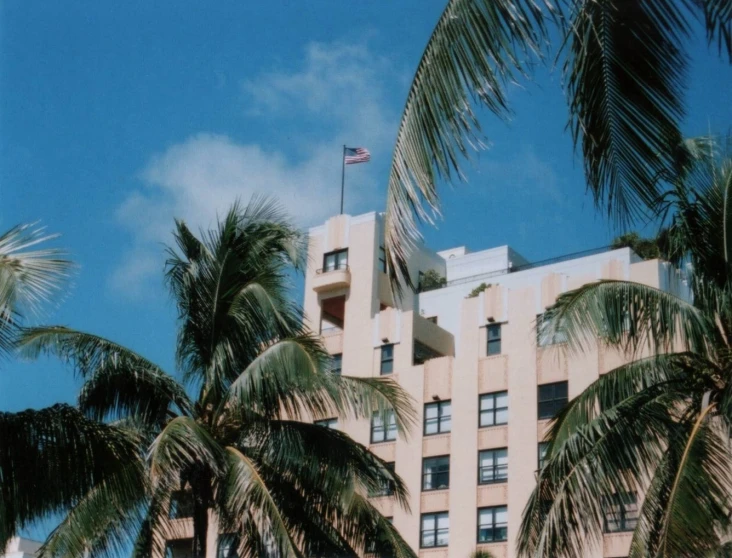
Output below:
[315,418,338,430]
[366,517,394,555]
[538,442,550,471]
[478,448,508,485]
[330,353,342,375]
[487,324,502,355]
[217,534,239,558]
[538,381,568,420]
[380,344,394,375]
[165,539,194,558]
[371,410,397,443]
[422,456,450,491]
[323,248,348,272]
[370,462,395,497]
[537,313,568,346]
[477,506,508,543]
[479,392,508,427]
[168,491,194,519]
[420,512,449,548]
[604,493,639,533]
[379,246,387,273]
[413,340,441,365]
[424,400,451,435]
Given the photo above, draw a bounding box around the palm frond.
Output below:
[384,0,554,293]
[563,0,689,222]
[0,404,140,549]
[336,376,417,436]
[696,0,732,61]
[148,416,225,490]
[629,404,732,557]
[0,223,72,357]
[543,280,719,358]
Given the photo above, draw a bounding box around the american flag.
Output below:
[344,147,371,165]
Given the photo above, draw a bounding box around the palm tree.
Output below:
[0,224,127,550]
[16,199,416,558]
[516,144,732,557]
[382,0,731,293]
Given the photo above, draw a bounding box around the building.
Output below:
[1,538,41,558]
[303,211,687,558]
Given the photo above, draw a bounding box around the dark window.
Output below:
[315,418,338,430]
[330,353,342,375]
[371,410,397,443]
[538,442,550,471]
[366,517,394,555]
[604,493,639,533]
[413,340,441,365]
[478,448,508,485]
[477,506,508,543]
[487,324,502,355]
[479,392,508,427]
[370,462,395,497]
[537,313,568,346]
[424,401,451,435]
[538,382,568,419]
[165,539,194,558]
[379,246,387,273]
[380,344,394,375]
[323,249,348,272]
[169,491,194,519]
[426,316,438,325]
[217,534,239,558]
[420,512,449,548]
[320,295,345,334]
[422,456,450,491]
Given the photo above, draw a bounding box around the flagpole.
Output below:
[340,144,346,215]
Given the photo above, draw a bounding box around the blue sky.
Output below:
[1,0,730,429]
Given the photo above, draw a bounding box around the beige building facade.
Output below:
[304,211,687,558]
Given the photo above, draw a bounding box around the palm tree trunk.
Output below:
[191,470,212,558]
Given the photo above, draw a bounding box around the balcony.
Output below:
[313,265,351,293]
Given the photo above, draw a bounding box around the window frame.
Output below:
[380,344,394,375]
[538,381,569,420]
[323,248,349,272]
[422,455,450,492]
[330,353,342,375]
[424,400,452,436]
[603,492,639,533]
[487,323,502,355]
[371,410,397,444]
[477,506,508,543]
[420,512,449,549]
[536,313,568,347]
[378,246,387,273]
[478,448,508,485]
[479,391,508,428]
[369,462,396,497]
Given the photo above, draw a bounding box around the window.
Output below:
[420,512,449,548]
[371,410,397,443]
[538,442,550,471]
[217,534,239,558]
[366,517,393,555]
[315,418,338,430]
[169,491,194,519]
[422,456,450,491]
[538,382,568,420]
[487,324,502,355]
[478,449,508,485]
[323,249,348,272]
[604,492,639,533]
[370,462,395,497]
[380,344,394,375]
[424,401,451,435]
[479,392,508,427]
[378,246,387,273]
[320,295,345,334]
[477,506,508,543]
[425,316,438,325]
[537,313,568,346]
[330,353,342,375]
[165,539,193,558]
[413,340,441,365]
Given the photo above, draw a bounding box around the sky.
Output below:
[0,0,730,482]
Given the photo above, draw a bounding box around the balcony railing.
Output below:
[316,263,349,274]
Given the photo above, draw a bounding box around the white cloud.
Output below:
[111,41,399,299]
